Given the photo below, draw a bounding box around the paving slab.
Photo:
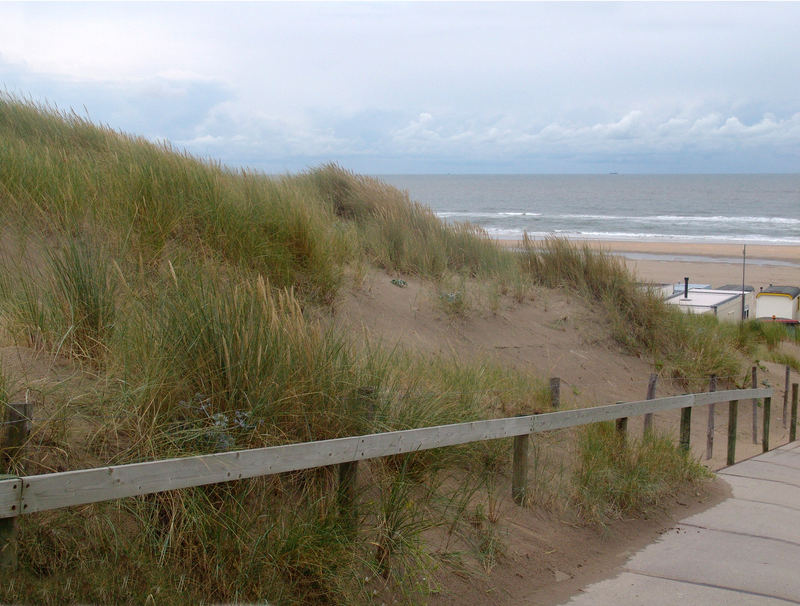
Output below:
[773,442,800,453]
[719,459,800,487]
[754,449,800,468]
[720,473,800,511]
[680,498,800,544]
[561,572,798,605]
[760,443,800,454]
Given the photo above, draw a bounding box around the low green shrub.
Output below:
[767,351,800,372]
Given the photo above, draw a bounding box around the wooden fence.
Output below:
[0,387,775,524]
[4,384,794,569]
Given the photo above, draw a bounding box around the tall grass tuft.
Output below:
[47,239,116,362]
[767,351,800,372]
[752,320,792,350]
[306,163,515,280]
[121,269,382,448]
[0,237,116,363]
[0,261,52,351]
[11,479,365,605]
[574,422,710,524]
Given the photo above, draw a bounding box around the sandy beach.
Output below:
[500,239,800,291]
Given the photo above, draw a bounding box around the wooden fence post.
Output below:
[1,400,33,570]
[337,387,376,535]
[615,401,628,443]
[751,366,758,445]
[727,400,739,466]
[762,397,771,453]
[679,406,692,453]
[337,461,358,536]
[784,365,791,428]
[791,384,799,443]
[706,374,717,460]
[550,377,561,410]
[616,417,628,440]
[512,433,530,505]
[643,373,657,436]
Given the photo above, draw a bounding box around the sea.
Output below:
[376,174,800,247]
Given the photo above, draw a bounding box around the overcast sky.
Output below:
[2,2,799,174]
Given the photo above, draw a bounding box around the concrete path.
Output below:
[560,441,800,605]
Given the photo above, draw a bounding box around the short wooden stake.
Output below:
[549,377,561,410]
[762,396,771,453]
[706,374,717,460]
[337,461,358,536]
[784,365,791,428]
[1,401,33,571]
[512,433,530,505]
[614,400,627,443]
[679,406,692,452]
[616,417,628,442]
[727,400,739,466]
[643,373,657,436]
[751,366,758,445]
[1,402,32,472]
[791,384,799,443]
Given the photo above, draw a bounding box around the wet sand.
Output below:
[499,239,800,291]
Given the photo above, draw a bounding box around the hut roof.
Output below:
[759,286,800,298]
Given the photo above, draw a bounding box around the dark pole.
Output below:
[741,245,746,324]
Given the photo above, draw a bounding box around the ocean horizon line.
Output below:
[373,172,800,178]
[486,231,800,246]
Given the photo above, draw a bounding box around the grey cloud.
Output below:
[0,59,231,143]
[182,104,800,173]
[176,102,363,166]
[386,109,800,157]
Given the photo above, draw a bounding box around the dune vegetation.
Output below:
[0,96,787,604]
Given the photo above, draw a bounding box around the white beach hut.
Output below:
[666,289,747,322]
[755,286,800,324]
[717,284,755,320]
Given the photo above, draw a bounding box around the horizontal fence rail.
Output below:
[532,388,766,432]
[0,388,772,519]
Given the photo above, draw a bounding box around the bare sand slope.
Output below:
[337,271,663,408]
